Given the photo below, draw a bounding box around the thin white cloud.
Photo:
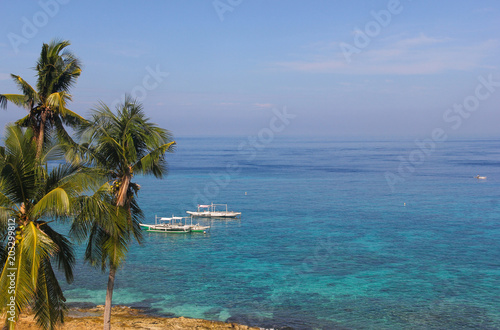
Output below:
[254,103,273,109]
[275,34,499,75]
[395,33,448,48]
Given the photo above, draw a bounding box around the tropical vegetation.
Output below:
[0,40,174,330]
[72,96,175,329]
[0,39,86,157]
[0,125,100,329]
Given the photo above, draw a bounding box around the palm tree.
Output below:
[0,39,85,157]
[75,96,175,330]
[0,125,101,330]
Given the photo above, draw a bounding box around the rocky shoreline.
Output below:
[15,305,260,329]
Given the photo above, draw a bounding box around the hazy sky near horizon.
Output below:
[1,0,499,138]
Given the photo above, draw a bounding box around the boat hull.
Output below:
[190,225,210,233]
[187,211,241,218]
[139,224,191,233]
[140,223,209,233]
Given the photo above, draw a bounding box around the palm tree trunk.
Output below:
[116,174,131,207]
[103,264,117,330]
[36,111,47,157]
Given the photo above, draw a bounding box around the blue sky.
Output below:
[1,0,499,138]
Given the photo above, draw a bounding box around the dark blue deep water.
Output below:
[62,137,500,329]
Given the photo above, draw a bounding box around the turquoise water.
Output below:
[61,137,500,329]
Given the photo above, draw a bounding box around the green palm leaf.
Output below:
[0,126,39,204]
[71,183,119,241]
[76,95,174,329]
[30,187,70,220]
[14,114,33,128]
[33,257,67,330]
[2,39,83,157]
[0,125,89,329]
[38,222,74,283]
[60,107,88,127]
[10,75,39,108]
[0,94,29,109]
[45,92,70,115]
[22,221,57,288]
[133,141,176,178]
[0,239,33,326]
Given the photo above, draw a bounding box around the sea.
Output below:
[59,136,500,330]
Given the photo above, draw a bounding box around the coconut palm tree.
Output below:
[0,39,85,157]
[74,96,175,330]
[0,125,103,330]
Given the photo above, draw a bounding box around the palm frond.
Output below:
[36,40,81,97]
[0,94,6,109]
[133,141,176,178]
[94,135,127,170]
[103,229,130,269]
[22,221,57,288]
[0,94,30,109]
[60,141,91,166]
[84,219,128,271]
[75,197,131,271]
[0,239,33,325]
[56,164,105,196]
[129,197,144,244]
[37,137,64,165]
[1,126,39,204]
[14,114,33,128]
[46,92,70,115]
[33,257,67,330]
[70,183,116,242]
[38,222,74,283]
[10,75,39,107]
[60,107,88,127]
[52,115,77,149]
[29,163,101,222]
[30,187,70,220]
[0,187,15,212]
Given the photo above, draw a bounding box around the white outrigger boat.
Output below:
[140,216,210,233]
[186,203,241,218]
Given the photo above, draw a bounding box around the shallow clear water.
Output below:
[61,137,500,329]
